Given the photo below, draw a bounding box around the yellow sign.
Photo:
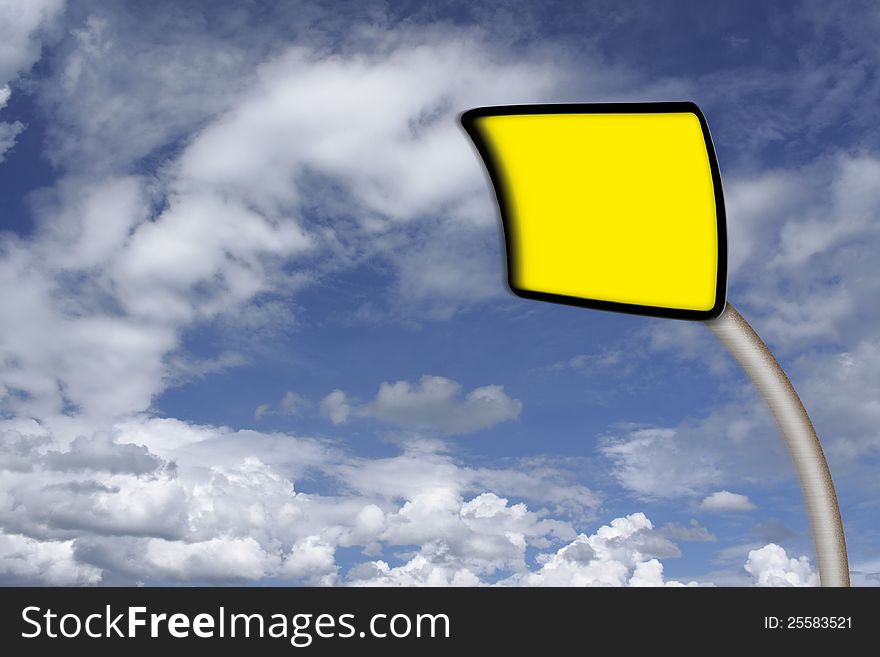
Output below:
[461,103,727,320]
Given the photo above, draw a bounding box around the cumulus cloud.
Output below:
[0,531,101,586]
[346,489,557,585]
[470,458,600,523]
[380,490,568,575]
[700,491,756,513]
[0,416,603,584]
[43,433,167,475]
[0,412,809,587]
[348,554,481,587]
[507,513,698,587]
[744,544,818,587]
[349,511,704,587]
[143,537,275,582]
[369,377,521,433]
[282,536,338,585]
[321,375,522,435]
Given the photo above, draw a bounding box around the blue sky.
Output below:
[0,0,878,586]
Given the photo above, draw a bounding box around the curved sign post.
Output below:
[462,102,849,587]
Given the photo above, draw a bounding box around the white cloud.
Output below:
[367,376,521,434]
[164,351,247,388]
[348,511,703,587]
[600,332,880,506]
[174,38,560,226]
[700,491,756,513]
[38,9,262,172]
[0,0,64,85]
[546,349,633,376]
[599,427,725,498]
[470,459,600,523]
[507,513,699,587]
[320,390,351,425]
[0,413,794,587]
[0,27,569,427]
[1,181,168,420]
[323,375,522,435]
[629,560,675,587]
[0,416,604,585]
[336,442,600,528]
[32,176,149,270]
[643,320,732,377]
[744,544,818,587]
[160,31,569,319]
[254,391,309,421]
[43,432,167,475]
[0,0,64,161]
[32,10,612,321]
[660,520,717,543]
[280,391,307,415]
[727,156,880,349]
[598,392,796,500]
[849,557,880,587]
[0,175,312,422]
[392,229,504,318]
[377,490,567,575]
[282,536,338,584]
[109,191,312,323]
[796,338,880,462]
[348,554,482,587]
[0,531,101,585]
[254,404,271,421]
[144,537,275,582]
[0,113,23,162]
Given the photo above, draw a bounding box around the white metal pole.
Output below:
[706,303,850,586]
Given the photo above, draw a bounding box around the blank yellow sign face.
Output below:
[461,103,727,320]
